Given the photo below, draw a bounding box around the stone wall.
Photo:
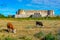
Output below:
[15,10,54,18]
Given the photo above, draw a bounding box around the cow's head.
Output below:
[12,29,16,33]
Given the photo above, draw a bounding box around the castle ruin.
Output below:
[15,9,54,18]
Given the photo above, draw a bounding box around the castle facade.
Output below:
[15,9,54,18]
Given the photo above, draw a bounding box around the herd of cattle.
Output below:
[7,21,43,33]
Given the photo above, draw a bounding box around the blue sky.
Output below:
[0,0,60,16]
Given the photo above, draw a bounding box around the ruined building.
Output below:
[15,9,54,18]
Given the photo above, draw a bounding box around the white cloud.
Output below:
[31,0,60,5]
[30,0,60,9]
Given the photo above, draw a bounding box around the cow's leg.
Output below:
[36,24,41,27]
[42,26,44,27]
[7,28,10,32]
[36,24,44,28]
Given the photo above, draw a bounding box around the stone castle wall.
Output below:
[15,10,54,18]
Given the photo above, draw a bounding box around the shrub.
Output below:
[4,36,17,40]
[55,29,60,40]
[56,35,60,40]
[34,31,44,38]
[45,33,55,40]
[0,14,6,18]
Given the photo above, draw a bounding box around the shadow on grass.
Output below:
[0,29,9,33]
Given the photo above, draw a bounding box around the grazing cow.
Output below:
[7,22,16,33]
[36,21,43,27]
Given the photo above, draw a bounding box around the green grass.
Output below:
[0,16,60,21]
[0,18,60,40]
[34,31,45,38]
[45,33,55,40]
[0,36,17,40]
[19,36,32,40]
[5,37,17,40]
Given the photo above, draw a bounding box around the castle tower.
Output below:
[47,10,54,17]
[15,9,26,18]
[17,9,25,15]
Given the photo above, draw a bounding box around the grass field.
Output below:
[0,18,60,40]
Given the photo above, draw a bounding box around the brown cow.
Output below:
[7,22,16,33]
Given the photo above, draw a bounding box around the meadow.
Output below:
[0,18,60,40]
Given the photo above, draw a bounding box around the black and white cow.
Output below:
[36,21,44,27]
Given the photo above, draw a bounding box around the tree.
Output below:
[0,13,6,18]
[8,15,15,18]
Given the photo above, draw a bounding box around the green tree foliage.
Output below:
[0,13,6,18]
[7,15,15,18]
